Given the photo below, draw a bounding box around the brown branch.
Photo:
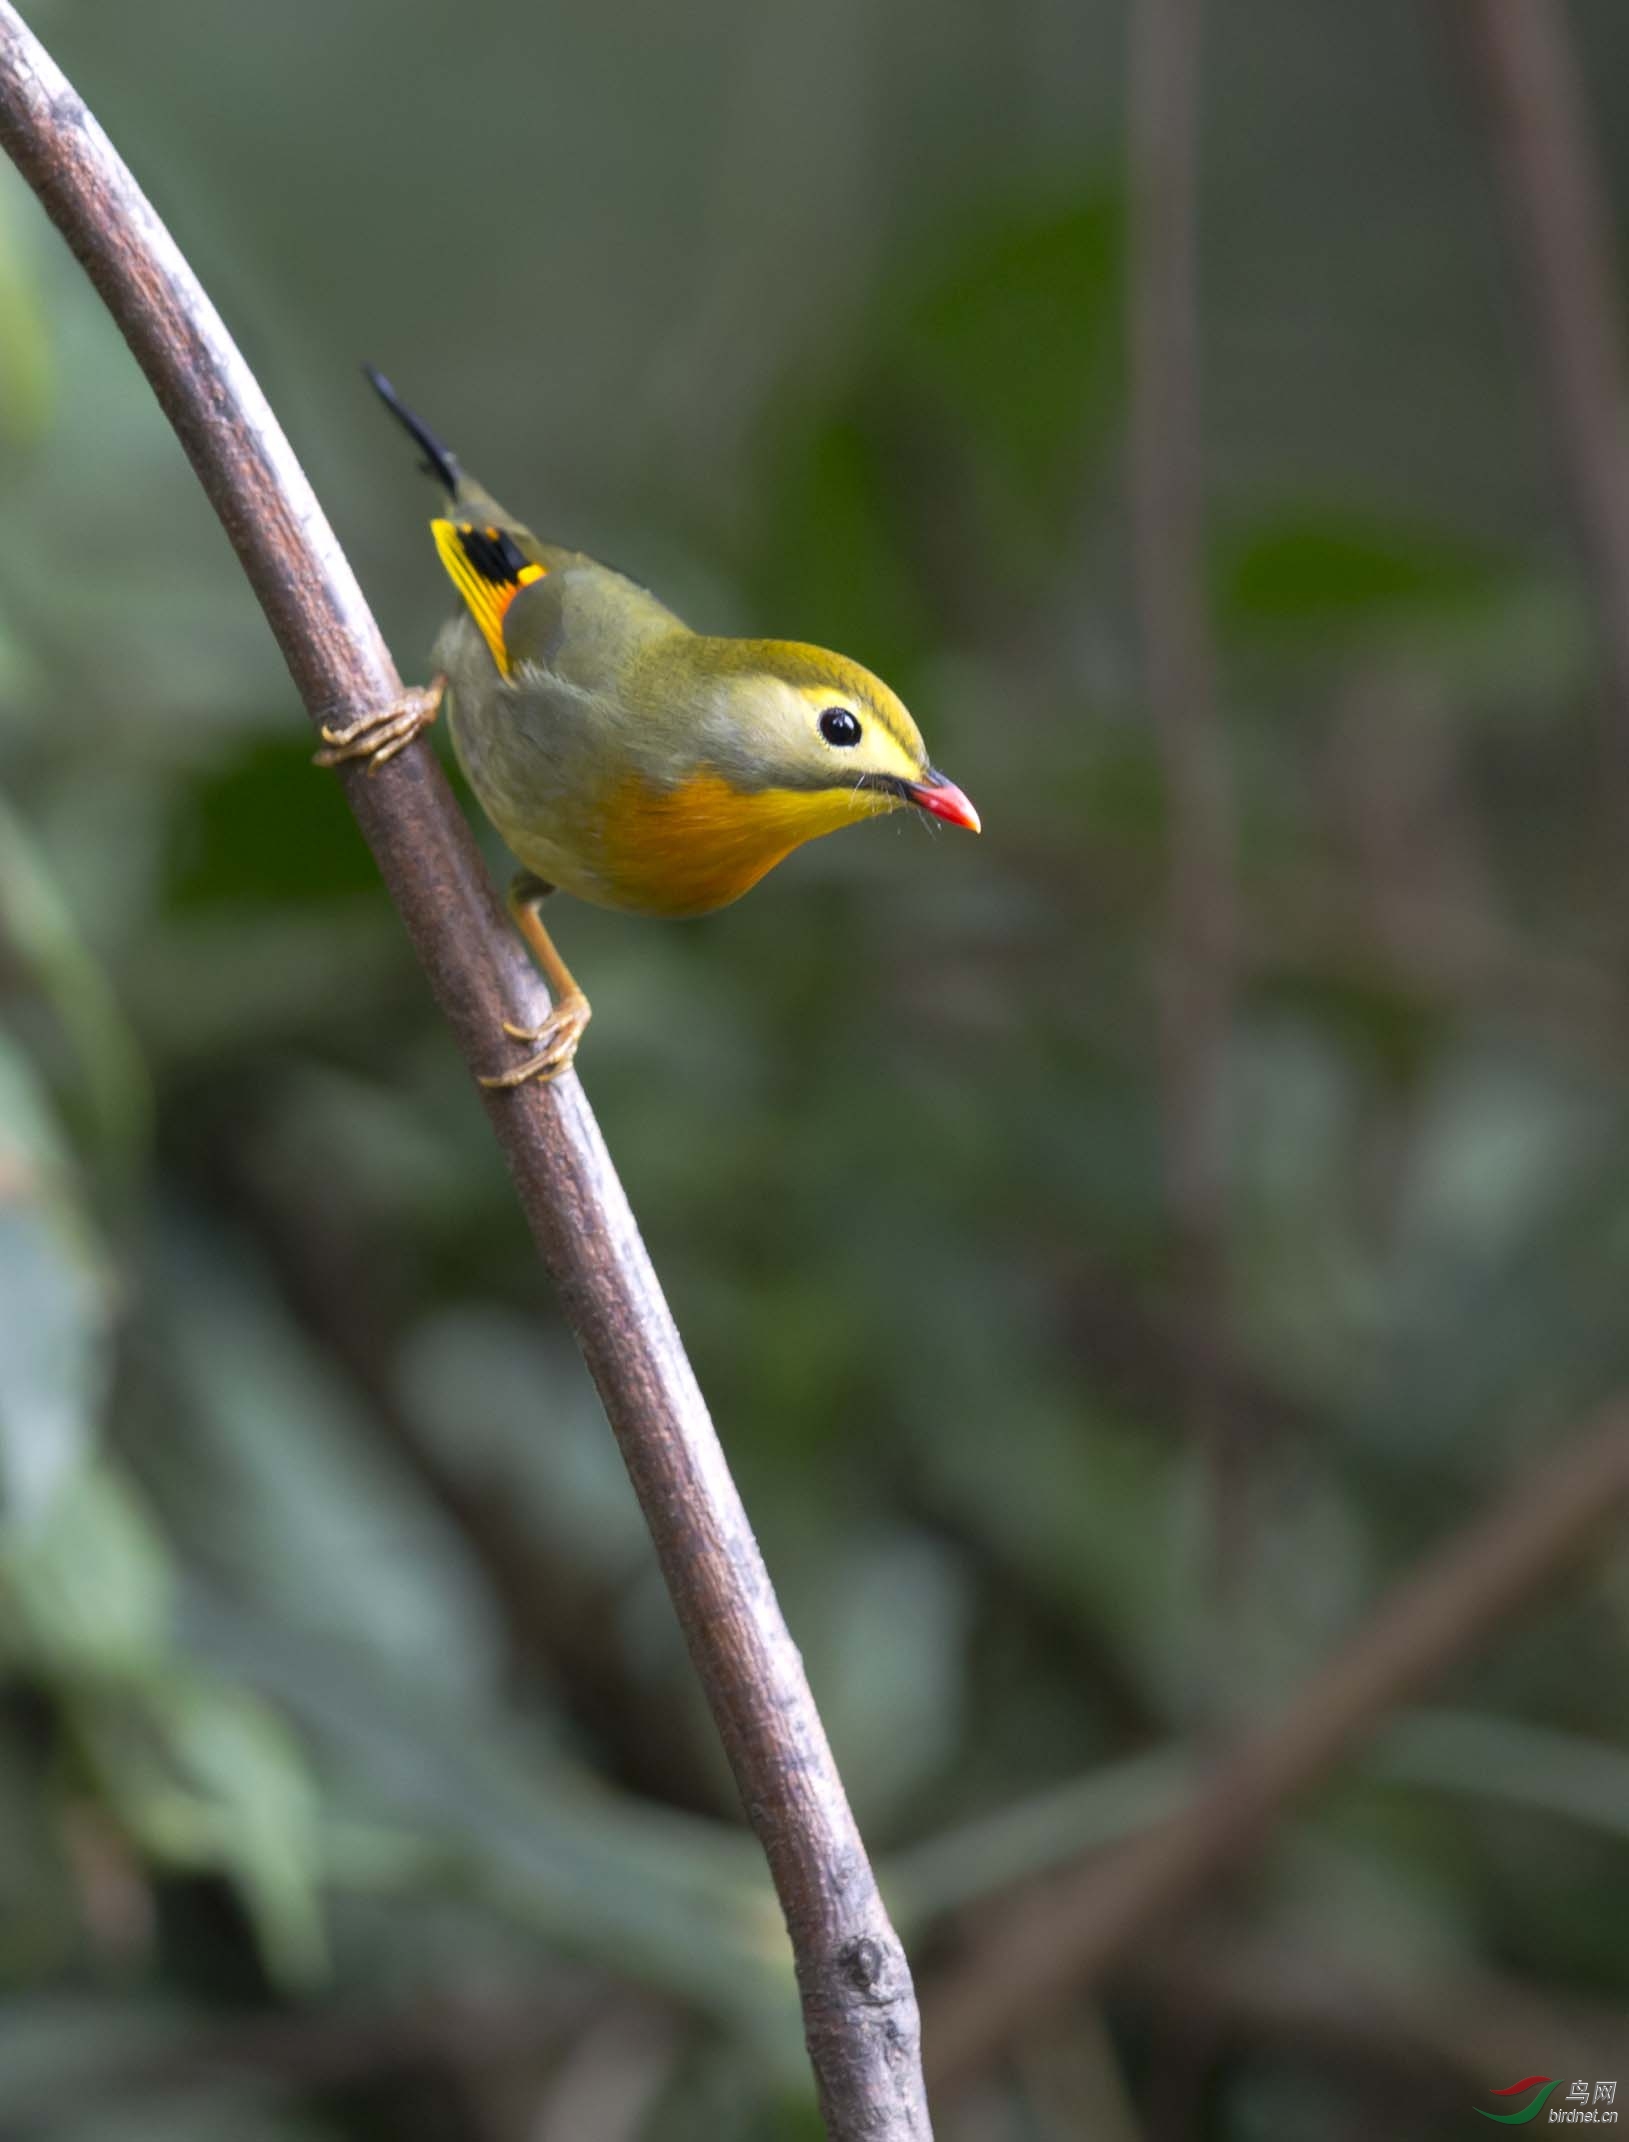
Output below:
[920,1400,1629,2092]
[1127,0,1239,1587]
[0,14,928,2136]
[1445,0,1629,785]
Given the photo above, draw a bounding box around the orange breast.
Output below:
[597,769,890,918]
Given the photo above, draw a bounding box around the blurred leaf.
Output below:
[749,406,935,684]
[46,2107,328,2142]
[143,1213,501,1701]
[0,1463,170,1670]
[1,1465,326,1988]
[21,2065,333,2142]
[0,1731,77,1978]
[398,1307,649,1576]
[1231,1016,1389,1401]
[1360,1061,1629,1466]
[123,905,405,1064]
[750,187,1124,674]
[163,738,387,910]
[884,1747,1189,1931]
[917,1388,1190,1713]
[886,1708,1629,1941]
[0,175,53,446]
[0,1996,200,2125]
[0,1049,115,1527]
[0,784,151,1174]
[189,1586,801,2056]
[889,190,1124,531]
[77,1675,326,1987]
[811,1526,971,1828]
[1374,1711,1629,1846]
[1215,505,1502,638]
[1270,1823,1478,1983]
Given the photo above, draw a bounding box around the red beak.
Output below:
[902,769,981,834]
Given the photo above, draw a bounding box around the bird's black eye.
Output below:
[819,706,862,747]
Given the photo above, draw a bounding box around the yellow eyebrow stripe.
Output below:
[430,518,545,677]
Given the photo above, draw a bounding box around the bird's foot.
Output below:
[313,677,444,773]
[478,997,592,1089]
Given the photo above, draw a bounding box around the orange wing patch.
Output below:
[430,519,545,676]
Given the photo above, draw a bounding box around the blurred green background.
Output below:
[4,0,1629,2134]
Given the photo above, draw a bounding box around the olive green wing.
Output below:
[496,552,690,688]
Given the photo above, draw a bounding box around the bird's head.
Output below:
[700,639,980,836]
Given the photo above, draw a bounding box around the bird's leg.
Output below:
[313,674,445,773]
[480,873,593,1089]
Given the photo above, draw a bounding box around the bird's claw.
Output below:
[313,678,444,773]
[479,998,592,1089]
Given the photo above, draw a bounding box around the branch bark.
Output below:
[920,1401,1629,2092]
[0,13,929,2135]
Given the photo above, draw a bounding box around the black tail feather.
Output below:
[363,364,462,496]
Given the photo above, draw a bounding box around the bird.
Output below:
[316,367,980,1089]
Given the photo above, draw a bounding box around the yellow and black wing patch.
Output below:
[431,519,546,677]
